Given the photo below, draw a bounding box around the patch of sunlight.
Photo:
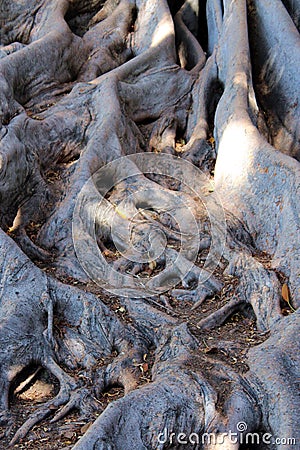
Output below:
[18,380,54,402]
[151,13,174,48]
[233,72,248,89]
[214,119,254,185]
[233,71,258,112]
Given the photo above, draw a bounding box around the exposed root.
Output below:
[0,0,299,448]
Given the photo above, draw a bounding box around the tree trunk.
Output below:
[0,0,299,448]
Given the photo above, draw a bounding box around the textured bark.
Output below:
[0,0,299,448]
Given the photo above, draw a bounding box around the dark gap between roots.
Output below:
[65,1,105,37]
[207,79,224,138]
[11,366,59,405]
[198,0,208,53]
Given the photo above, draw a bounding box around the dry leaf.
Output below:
[149,261,156,271]
[81,422,92,434]
[142,363,149,373]
[63,432,74,439]
[282,283,289,302]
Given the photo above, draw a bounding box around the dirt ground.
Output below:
[0,245,292,449]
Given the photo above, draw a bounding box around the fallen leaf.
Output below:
[142,363,149,373]
[282,283,289,302]
[81,422,92,434]
[149,261,156,271]
[63,432,74,439]
[282,308,291,316]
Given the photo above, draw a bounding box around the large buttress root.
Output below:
[72,306,263,450]
[212,0,300,305]
[0,230,147,444]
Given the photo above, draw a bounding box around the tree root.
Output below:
[0,230,148,444]
[0,0,299,448]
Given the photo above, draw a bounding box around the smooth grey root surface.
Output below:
[0,0,299,448]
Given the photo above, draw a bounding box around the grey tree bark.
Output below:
[0,0,299,448]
